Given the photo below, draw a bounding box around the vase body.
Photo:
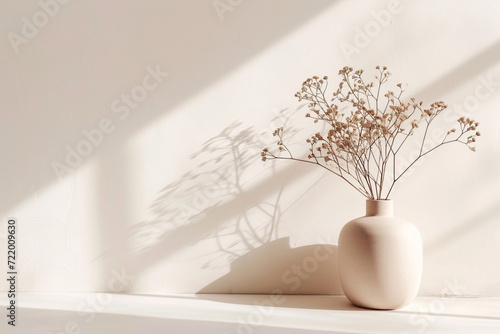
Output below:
[338,200,422,309]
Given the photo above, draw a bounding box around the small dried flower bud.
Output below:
[476,131,481,136]
[323,76,328,80]
[262,157,267,161]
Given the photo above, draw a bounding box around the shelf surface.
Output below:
[1,293,499,333]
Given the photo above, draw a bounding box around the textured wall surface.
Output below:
[1,0,500,296]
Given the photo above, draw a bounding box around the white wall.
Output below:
[1,0,500,296]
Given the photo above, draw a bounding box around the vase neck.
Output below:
[366,200,393,216]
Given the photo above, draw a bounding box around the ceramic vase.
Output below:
[338,199,422,309]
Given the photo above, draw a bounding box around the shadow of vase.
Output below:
[198,237,343,295]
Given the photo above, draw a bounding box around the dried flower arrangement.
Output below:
[262,66,480,200]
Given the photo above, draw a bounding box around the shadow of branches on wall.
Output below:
[126,119,290,267]
[119,107,342,292]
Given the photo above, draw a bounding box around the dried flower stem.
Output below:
[262,67,480,200]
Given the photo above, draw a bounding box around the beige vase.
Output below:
[338,199,422,309]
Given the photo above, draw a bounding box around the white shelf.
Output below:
[1,294,500,333]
